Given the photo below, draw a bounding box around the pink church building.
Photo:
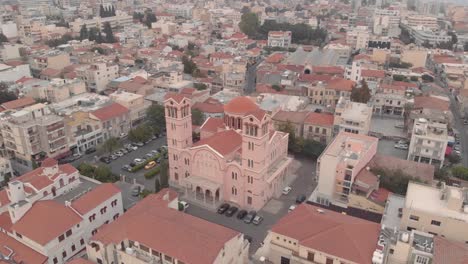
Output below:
[164,94,293,210]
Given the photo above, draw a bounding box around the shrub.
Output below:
[451,166,468,180]
[130,154,161,172]
[144,166,161,179]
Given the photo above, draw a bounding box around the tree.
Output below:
[100,137,122,154]
[0,33,8,43]
[239,12,260,38]
[78,162,95,177]
[103,22,115,43]
[272,84,282,91]
[79,25,88,41]
[447,153,461,164]
[128,124,153,143]
[241,6,250,14]
[371,168,425,195]
[422,74,434,82]
[0,90,18,104]
[110,5,116,16]
[191,109,205,126]
[278,121,300,153]
[194,83,207,90]
[133,12,144,22]
[96,31,104,44]
[302,139,326,159]
[350,80,371,103]
[94,165,116,182]
[146,104,166,134]
[182,56,197,74]
[145,12,157,29]
[451,166,468,180]
[393,74,408,82]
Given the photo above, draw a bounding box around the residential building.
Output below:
[76,63,119,93]
[0,157,13,184]
[312,132,379,207]
[272,111,309,139]
[165,95,292,210]
[404,25,451,46]
[258,204,380,264]
[303,112,335,144]
[373,9,401,37]
[307,79,355,109]
[0,103,69,169]
[109,91,150,127]
[371,83,409,116]
[30,50,71,78]
[346,26,370,50]
[267,31,292,48]
[89,103,130,140]
[86,189,249,264]
[400,48,428,68]
[404,15,439,30]
[0,62,31,83]
[166,5,194,18]
[0,43,22,61]
[65,111,104,155]
[333,97,373,135]
[400,182,468,243]
[30,78,87,103]
[69,13,133,33]
[407,118,448,168]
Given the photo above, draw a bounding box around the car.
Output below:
[225,206,238,217]
[100,156,111,164]
[314,108,322,113]
[131,186,141,197]
[454,145,461,151]
[135,142,144,147]
[85,147,96,154]
[122,165,132,172]
[237,210,248,220]
[394,143,409,150]
[252,215,263,225]
[295,194,307,204]
[129,162,136,167]
[134,158,144,163]
[129,144,138,151]
[151,135,157,140]
[288,205,296,212]
[145,138,152,144]
[145,161,157,169]
[150,150,160,155]
[455,150,462,156]
[119,132,128,138]
[156,158,161,163]
[145,153,154,159]
[394,123,405,129]
[114,151,124,157]
[243,211,257,224]
[282,186,292,195]
[396,140,408,145]
[217,203,230,214]
[178,201,189,212]
[120,148,129,154]
[110,154,118,160]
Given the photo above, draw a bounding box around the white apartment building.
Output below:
[0,43,22,61]
[0,63,31,83]
[166,5,194,18]
[346,26,370,50]
[267,31,292,48]
[76,62,119,92]
[334,97,373,135]
[373,9,401,37]
[408,118,448,168]
[404,15,439,30]
[0,157,13,184]
[69,12,133,33]
[406,25,451,46]
[31,78,87,103]
[109,90,150,127]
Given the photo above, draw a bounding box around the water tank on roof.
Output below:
[418,118,427,123]
[372,250,384,264]
[125,247,134,255]
[401,232,410,243]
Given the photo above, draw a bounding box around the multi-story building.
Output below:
[312,132,379,207]
[407,118,448,168]
[400,182,468,243]
[303,112,335,144]
[0,62,32,83]
[76,62,119,92]
[69,13,133,33]
[165,95,292,210]
[346,26,370,50]
[166,5,194,18]
[307,79,355,109]
[404,25,451,46]
[0,157,13,184]
[65,111,104,155]
[30,50,71,78]
[404,15,439,30]
[267,31,292,48]
[373,9,401,37]
[333,97,373,135]
[371,83,409,116]
[109,91,150,128]
[89,103,130,140]
[31,78,87,103]
[86,189,249,264]
[258,204,380,264]
[0,103,69,169]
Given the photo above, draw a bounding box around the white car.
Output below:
[282,186,292,195]
[119,132,128,138]
[394,144,409,150]
[288,205,296,212]
[178,201,189,212]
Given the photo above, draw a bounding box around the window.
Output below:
[415,255,429,264]
[431,220,441,226]
[62,251,67,258]
[307,252,315,261]
[164,255,173,262]
[410,215,419,221]
[58,234,65,242]
[326,258,333,264]
[151,249,160,257]
[80,238,84,245]
[247,196,252,205]
[53,258,58,264]
[71,244,76,252]
[16,233,22,239]
[97,259,103,264]
[280,256,290,264]
[66,229,72,237]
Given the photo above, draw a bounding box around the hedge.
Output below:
[144,166,161,179]
[130,153,161,172]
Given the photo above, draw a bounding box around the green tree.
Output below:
[451,166,468,180]
[128,124,153,143]
[100,137,122,154]
[96,31,104,44]
[94,165,116,182]
[78,163,95,177]
[103,22,115,43]
[278,121,301,153]
[99,5,106,17]
[146,104,166,133]
[0,90,18,104]
[350,80,371,103]
[302,139,326,159]
[239,12,260,37]
[191,109,205,126]
[145,11,157,28]
[371,168,425,195]
[0,33,8,43]
[79,25,88,41]
[272,84,282,91]
[194,83,207,90]
[241,6,250,14]
[182,56,197,74]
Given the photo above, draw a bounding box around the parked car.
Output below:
[114,151,124,157]
[85,147,96,154]
[282,186,292,195]
[110,154,118,160]
[119,132,128,138]
[217,203,230,214]
[243,211,257,224]
[252,215,263,225]
[134,158,144,163]
[394,143,409,150]
[120,148,129,154]
[150,150,159,155]
[288,205,296,212]
[225,206,238,217]
[131,186,141,197]
[178,201,189,212]
[237,210,248,220]
[394,123,405,129]
[295,194,307,204]
[135,142,144,147]
[145,161,157,170]
[464,120,468,125]
[145,153,154,159]
[122,165,132,172]
[100,156,111,164]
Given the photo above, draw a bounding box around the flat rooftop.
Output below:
[381,194,405,231]
[53,176,99,204]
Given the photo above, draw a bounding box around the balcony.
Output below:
[46,123,64,133]
[120,247,161,264]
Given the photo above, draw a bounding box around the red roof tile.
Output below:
[361,69,385,78]
[15,163,78,191]
[272,204,380,264]
[433,236,468,264]
[193,130,242,156]
[312,66,344,75]
[200,117,225,133]
[12,200,82,246]
[71,183,121,215]
[164,93,189,104]
[91,103,129,121]
[369,154,434,183]
[0,232,47,264]
[326,78,356,91]
[40,68,61,77]
[273,111,309,124]
[193,99,224,113]
[0,211,12,233]
[0,97,36,110]
[0,189,10,207]
[304,112,334,126]
[224,96,259,115]
[413,96,450,112]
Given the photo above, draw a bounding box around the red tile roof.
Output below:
[272,111,309,124]
[0,97,36,110]
[361,69,385,78]
[41,157,58,167]
[15,163,78,191]
[304,112,334,127]
[0,232,47,264]
[224,96,259,115]
[433,236,468,264]
[12,200,82,246]
[312,66,344,75]
[368,154,434,183]
[71,183,121,215]
[40,68,61,77]
[0,189,10,207]
[326,78,356,91]
[432,55,462,64]
[0,211,12,233]
[164,93,189,104]
[265,53,285,64]
[200,117,225,134]
[271,204,380,264]
[91,103,129,121]
[193,99,224,113]
[413,96,450,112]
[193,130,242,156]
[91,190,239,264]
[369,188,391,204]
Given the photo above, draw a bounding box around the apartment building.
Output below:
[69,13,133,33]
[303,112,334,144]
[346,26,369,50]
[307,79,355,109]
[312,132,378,207]
[333,97,373,135]
[371,83,409,116]
[373,9,401,37]
[89,103,130,140]
[0,103,69,169]
[86,189,249,264]
[267,31,292,48]
[76,62,119,92]
[404,15,439,30]
[400,182,468,243]
[0,62,31,83]
[166,5,194,18]
[407,118,448,168]
[109,90,150,127]
[0,43,21,61]
[404,25,451,46]
[65,111,104,155]
[0,157,13,184]
[31,78,87,103]
[30,50,71,77]
[259,204,380,264]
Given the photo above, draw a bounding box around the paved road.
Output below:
[72,136,168,191]
[244,59,263,95]
[183,156,317,255]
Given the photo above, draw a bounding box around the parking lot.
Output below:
[377,138,408,160]
[182,157,317,255]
